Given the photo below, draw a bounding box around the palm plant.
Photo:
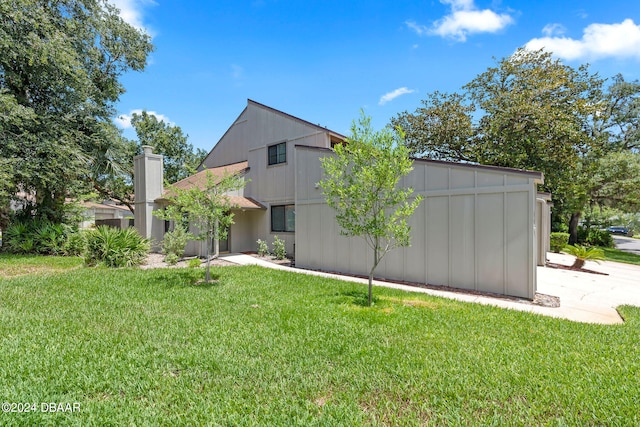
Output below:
[564,244,605,269]
[84,226,150,267]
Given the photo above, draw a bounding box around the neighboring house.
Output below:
[135,99,550,299]
[78,200,134,229]
[9,191,133,229]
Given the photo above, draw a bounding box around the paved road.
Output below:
[613,235,640,255]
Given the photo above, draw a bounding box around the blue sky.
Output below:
[111,0,640,151]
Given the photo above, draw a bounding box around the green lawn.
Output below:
[1,258,639,425]
[602,247,640,265]
[0,253,84,277]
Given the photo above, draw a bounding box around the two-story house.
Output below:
[135,99,550,299]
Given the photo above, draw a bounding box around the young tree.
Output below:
[154,171,246,283]
[320,114,423,306]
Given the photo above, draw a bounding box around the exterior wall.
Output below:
[536,193,552,266]
[183,209,265,257]
[295,146,540,299]
[200,100,337,255]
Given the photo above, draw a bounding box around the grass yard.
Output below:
[0,253,84,277]
[0,258,639,425]
[602,247,640,266]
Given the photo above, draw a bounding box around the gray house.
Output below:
[135,99,549,299]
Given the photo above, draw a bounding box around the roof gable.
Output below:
[199,100,346,170]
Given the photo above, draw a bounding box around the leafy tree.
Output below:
[154,171,246,283]
[587,152,640,212]
[391,91,477,162]
[320,114,423,306]
[131,111,207,184]
[588,74,640,152]
[0,0,153,223]
[86,122,138,212]
[87,112,206,214]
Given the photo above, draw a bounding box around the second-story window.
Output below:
[268,142,287,165]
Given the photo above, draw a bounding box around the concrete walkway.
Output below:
[220,252,640,325]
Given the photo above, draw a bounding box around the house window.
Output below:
[271,205,295,232]
[268,142,287,165]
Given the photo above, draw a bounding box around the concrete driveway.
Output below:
[613,235,640,255]
[537,252,640,324]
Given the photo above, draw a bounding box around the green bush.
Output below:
[550,232,569,253]
[34,222,68,255]
[162,225,190,259]
[84,226,150,268]
[3,220,77,255]
[272,235,287,260]
[257,239,269,257]
[188,258,201,268]
[3,222,33,254]
[577,226,614,248]
[564,244,605,269]
[63,230,87,256]
[164,253,179,266]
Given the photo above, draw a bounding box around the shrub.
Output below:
[164,253,179,266]
[3,220,75,255]
[257,239,269,257]
[564,244,605,269]
[272,236,286,260]
[63,230,87,256]
[577,226,614,248]
[162,225,190,259]
[188,258,202,268]
[3,222,33,254]
[84,226,150,268]
[34,222,68,255]
[550,232,569,253]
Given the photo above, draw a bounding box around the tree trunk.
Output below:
[205,231,211,283]
[568,212,581,245]
[571,258,585,270]
[368,240,379,307]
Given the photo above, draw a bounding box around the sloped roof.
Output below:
[80,201,132,212]
[158,161,265,210]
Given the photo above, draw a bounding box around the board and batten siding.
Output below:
[294,145,543,299]
[199,100,339,255]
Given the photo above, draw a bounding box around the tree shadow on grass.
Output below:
[144,269,221,288]
[334,290,383,307]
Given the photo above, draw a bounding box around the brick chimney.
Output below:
[134,145,164,251]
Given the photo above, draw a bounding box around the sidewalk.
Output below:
[220,252,640,325]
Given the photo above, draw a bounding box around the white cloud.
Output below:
[379,87,415,105]
[542,23,566,37]
[405,20,428,36]
[115,110,172,129]
[525,19,640,61]
[108,0,155,32]
[407,0,513,42]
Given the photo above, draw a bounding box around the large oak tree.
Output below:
[0,0,153,225]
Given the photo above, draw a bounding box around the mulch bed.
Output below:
[545,262,608,276]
